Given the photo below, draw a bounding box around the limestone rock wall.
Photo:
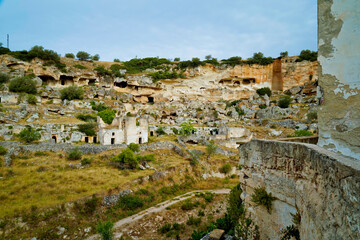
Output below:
[238,139,360,240]
[318,0,360,160]
[282,57,318,90]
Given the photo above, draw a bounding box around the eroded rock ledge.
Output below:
[238,139,360,240]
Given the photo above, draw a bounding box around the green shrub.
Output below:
[247,52,274,65]
[60,85,84,100]
[280,51,288,57]
[92,54,100,61]
[109,64,125,78]
[155,126,166,135]
[206,141,217,159]
[0,73,10,83]
[148,70,184,82]
[136,154,155,162]
[78,123,96,136]
[202,192,215,202]
[66,147,83,160]
[220,163,232,174]
[9,76,37,94]
[187,216,202,226]
[73,64,87,69]
[307,111,317,121]
[221,56,243,66]
[259,104,267,109]
[278,95,292,108]
[98,110,116,124]
[159,223,172,233]
[90,101,109,112]
[76,51,91,61]
[281,225,300,240]
[113,58,120,62]
[297,50,317,62]
[179,121,196,136]
[82,195,99,215]
[81,158,91,166]
[256,87,272,97]
[171,127,179,135]
[251,187,276,213]
[94,66,112,76]
[65,53,75,58]
[111,148,138,169]
[235,106,245,116]
[76,114,97,122]
[293,130,314,137]
[0,146,7,155]
[178,57,205,69]
[189,230,207,240]
[181,199,199,210]
[118,194,144,210]
[18,126,41,143]
[128,143,140,152]
[97,221,114,240]
[34,151,48,156]
[121,57,171,74]
[27,94,37,105]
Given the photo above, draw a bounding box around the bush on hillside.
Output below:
[66,147,83,160]
[94,66,112,76]
[0,146,7,155]
[97,221,114,240]
[128,143,140,152]
[114,58,120,62]
[18,126,41,143]
[178,57,205,69]
[97,110,115,124]
[221,56,243,66]
[293,130,314,137]
[179,121,197,136]
[76,114,97,122]
[73,64,87,69]
[78,123,96,136]
[9,76,37,94]
[27,94,37,105]
[111,148,138,169]
[220,163,232,174]
[65,53,75,58]
[155,126,166,136]
[0,73,10,83]
[297,50,317,62]
[256,87,272,97]
[278,95,292,108]
[251,187,276,213]
[76,51,91,61]
[90,101,109,112]
[247,52,274,65]
[60,85,84,100]
[92,54,100,61]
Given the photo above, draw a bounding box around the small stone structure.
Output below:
[97,116,148,145]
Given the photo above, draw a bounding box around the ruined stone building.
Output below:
[97,116,148,145]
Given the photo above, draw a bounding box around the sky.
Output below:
[0,0,317,61]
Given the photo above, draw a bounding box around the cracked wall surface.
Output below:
[318,0,360,160]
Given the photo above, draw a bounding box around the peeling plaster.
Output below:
[320,0,360,91]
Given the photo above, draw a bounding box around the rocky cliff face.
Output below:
[238,139,360,240]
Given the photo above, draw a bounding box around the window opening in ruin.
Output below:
[93,137,97,143]
[112,132,115,136]
[139,138,142,144]
[51,136,57,143]
[88,79,96,85]
[115,82,128,88]
[242,78,255,85]
[150,131,154,136]
[61,79,65,85]
[111,138,115,145]
[148,97,154,103]
[85,137,89,143]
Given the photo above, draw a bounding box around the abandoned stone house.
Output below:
[97,116,148,145]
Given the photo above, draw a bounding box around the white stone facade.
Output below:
[98,116,148,145]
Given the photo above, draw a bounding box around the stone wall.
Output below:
[238,139,360,240]
[318,0,360,160]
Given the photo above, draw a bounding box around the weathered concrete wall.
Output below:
[239,139,360,240]
[318,0,360,160]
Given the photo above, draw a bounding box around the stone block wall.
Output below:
[238,139,360,240]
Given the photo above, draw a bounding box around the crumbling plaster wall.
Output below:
[318,0,360,160]
[238,139,360,240]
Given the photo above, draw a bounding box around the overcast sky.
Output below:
[0,0,317,61]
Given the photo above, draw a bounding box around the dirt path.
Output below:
[86,188,231,240]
